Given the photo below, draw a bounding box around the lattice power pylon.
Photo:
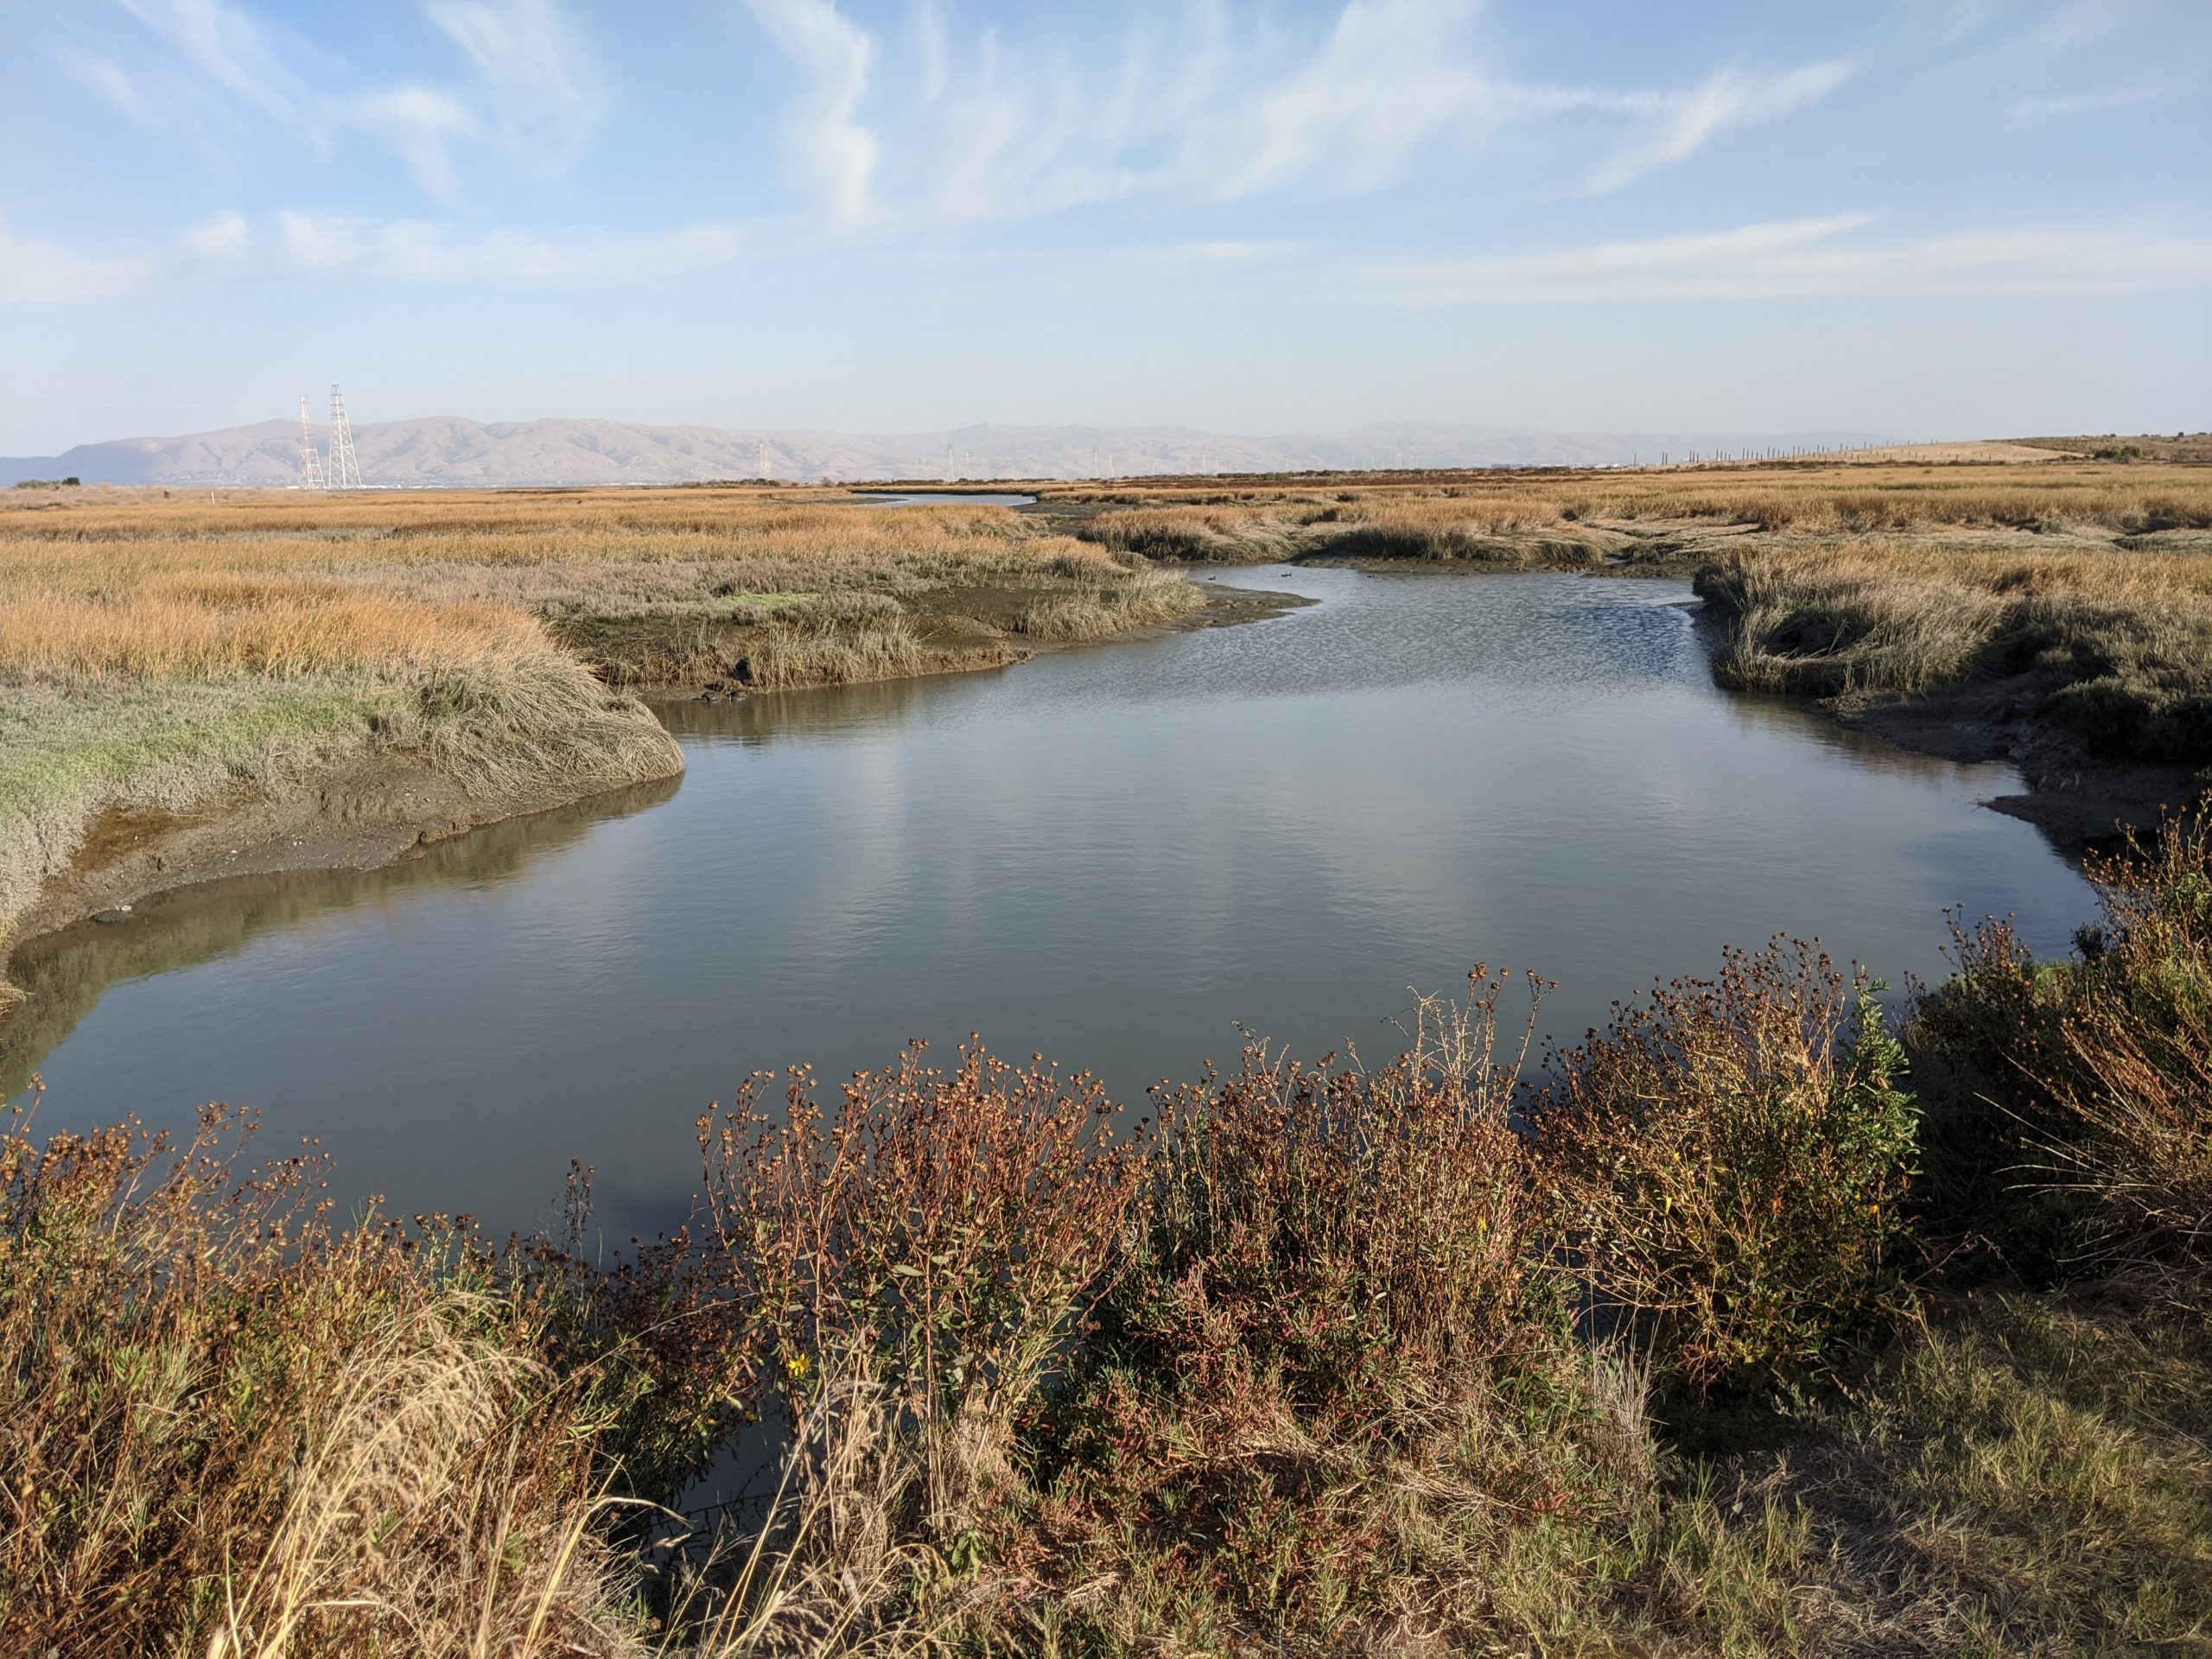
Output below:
[296,395,325,489]
[327,385,363,489]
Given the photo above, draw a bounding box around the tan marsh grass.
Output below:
[0,487,1204,950]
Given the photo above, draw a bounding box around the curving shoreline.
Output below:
[4,549,2186,991]
[0,579,1307,994]
[8,458,2205,1001]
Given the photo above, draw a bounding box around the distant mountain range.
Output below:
[0,416,1891,488]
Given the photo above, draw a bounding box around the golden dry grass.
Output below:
[1059,462,2212,582]
[0,488,1200,948]
[0,574,550,682]
[0,1103,641,1657]
[1051,459,2212,540]
[1787,440,2069,464]
[1694,538,2212,758]
[0,486,1198,686]
[1046,461,2212,765]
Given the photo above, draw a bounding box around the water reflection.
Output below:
[652,675,948,745]
[9,566,2094,1245]
[0,774,682,1104]
[848,493,1038,508]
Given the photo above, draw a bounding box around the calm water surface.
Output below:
[850,491,1038,507]
[6,567,2093,1242]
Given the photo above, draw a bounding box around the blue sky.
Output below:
[3,0,2208,453]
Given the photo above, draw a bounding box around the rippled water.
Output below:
[5,566,2093,1243]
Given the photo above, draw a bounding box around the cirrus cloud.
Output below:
[1361,215,2212,303]
[0,212,742,304]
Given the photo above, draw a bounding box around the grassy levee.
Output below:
[10,465,2202,957]
[1694,539,2212,762]
[1052,461,2212,815]
[10,802,2211,1655]
[0,487,1201,957]
[1056,459,2212,569]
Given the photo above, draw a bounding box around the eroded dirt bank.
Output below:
[10,753,646,950]
[0,582,1305,994]
[1840,690,2203,855]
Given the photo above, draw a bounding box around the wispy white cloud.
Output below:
[0,212,252,304]
[423,0,603,164]
[913,0,948,104]
[58,54,165,130]
[734,0,1859,233]
[118,0,314,123]
[1361,215,2212,303]
[2005,0,2143,65]
[109,0,601,194]
[920,238,1302,298]
[1196,0,1489,199]
[744,0,879,224]
[269,213,741,284]
[0,212,741,303]
[1583,60,1857,194]
[2010,86,2170,124]
[340,87,476,198]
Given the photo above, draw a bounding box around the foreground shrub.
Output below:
[14,925,2212,1651]
[1904,913,2086,1277]
[1909,802,2212,1278]
[0,1096,630,1657]
[1532,941,1918,1399]
[691,1045,1156,1567]
[2038,810,2212,1267]
[1011,979,1654,1645]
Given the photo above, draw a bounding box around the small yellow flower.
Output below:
[785,1352,812,1381]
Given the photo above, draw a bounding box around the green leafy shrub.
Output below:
[1532,941,1918,1399]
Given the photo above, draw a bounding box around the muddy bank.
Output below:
[1837,687,2202,855]
[558,566,1294,695]
[7,747,676,956]
[0,582,1301,985]
[0,772,684,1093]
[1670,602,2200,857]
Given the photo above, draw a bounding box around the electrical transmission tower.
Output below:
[326,385,363,489]
[296,396,325,489]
